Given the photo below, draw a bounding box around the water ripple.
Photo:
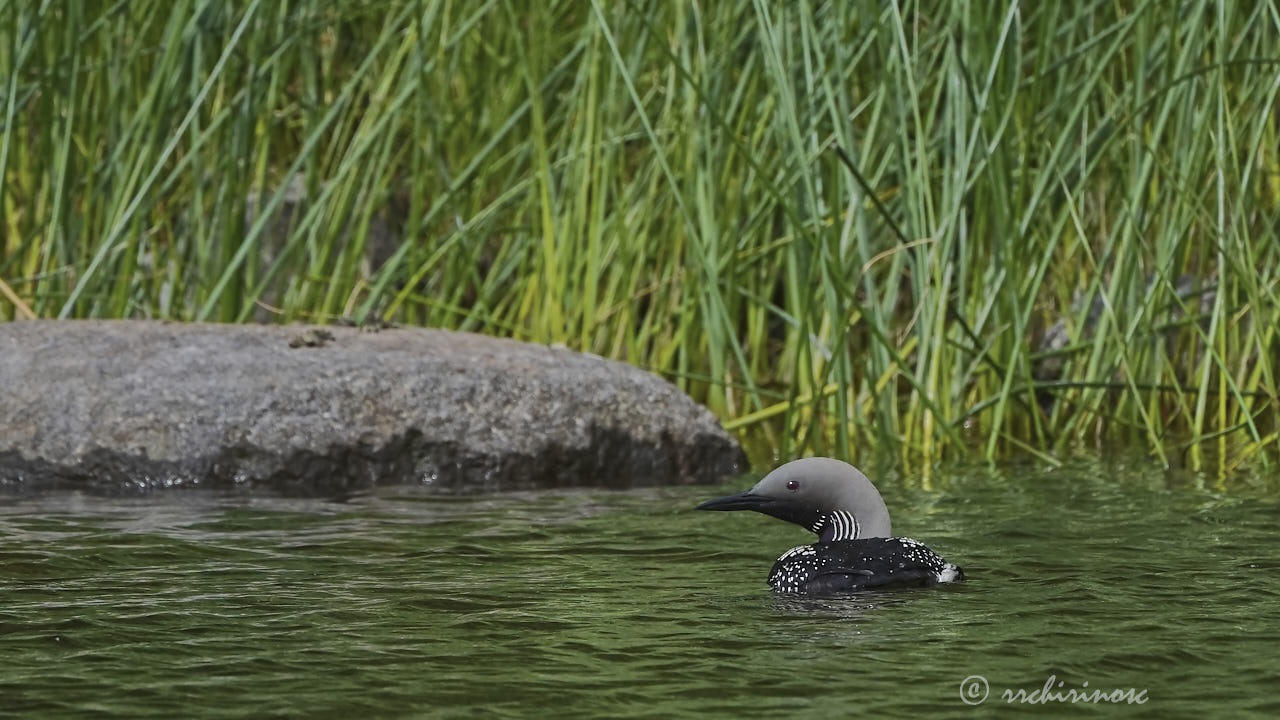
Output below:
[1,465,1277,716]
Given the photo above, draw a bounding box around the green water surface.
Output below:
[2,460,1278,718]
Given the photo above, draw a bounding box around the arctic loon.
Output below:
[696,458,964,594]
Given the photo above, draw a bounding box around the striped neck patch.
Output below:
[815,510,860,541]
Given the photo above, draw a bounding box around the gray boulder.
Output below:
[0,321,746,494]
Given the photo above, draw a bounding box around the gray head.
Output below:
[695,457,892,541]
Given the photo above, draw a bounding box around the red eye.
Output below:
[786,480,800,491]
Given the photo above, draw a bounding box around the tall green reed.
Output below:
[3,0,1279,473]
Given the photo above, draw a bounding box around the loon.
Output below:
[696,457,964,594]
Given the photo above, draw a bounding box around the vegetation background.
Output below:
[3,1,1279,472]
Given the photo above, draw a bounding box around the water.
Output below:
[2,460,1278,718]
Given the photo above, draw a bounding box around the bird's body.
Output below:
[769,537,963,594]
[696,458,964,595]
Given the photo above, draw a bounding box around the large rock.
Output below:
[0,321,745,494]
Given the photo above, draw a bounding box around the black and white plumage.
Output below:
[696,458,964,595]
[768,537,963,594]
